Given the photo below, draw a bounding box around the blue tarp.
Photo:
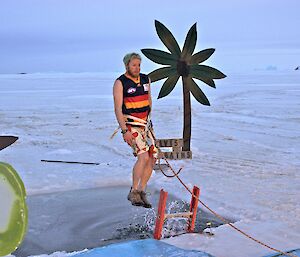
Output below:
[73,238,215,257]
[262,248,300,257]
[73,238,299,257]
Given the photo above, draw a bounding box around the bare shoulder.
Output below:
[113,79,123,89]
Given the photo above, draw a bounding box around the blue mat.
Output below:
[262,248,300,257]
[73,238,215,257]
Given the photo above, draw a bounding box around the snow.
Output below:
[0,70,299,257]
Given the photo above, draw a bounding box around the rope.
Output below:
[156,154,184,178]
[147,128,297,257]
[110,115,296,257]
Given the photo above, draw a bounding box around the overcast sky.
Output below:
[0,0,299,74]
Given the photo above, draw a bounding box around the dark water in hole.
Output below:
[14,186,232,257]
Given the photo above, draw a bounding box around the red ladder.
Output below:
[153,185,200,240]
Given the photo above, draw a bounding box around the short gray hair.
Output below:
[123,52,141,67]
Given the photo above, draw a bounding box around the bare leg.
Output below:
[132,152,149,190]
[138,155,155,191]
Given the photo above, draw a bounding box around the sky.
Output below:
[0,0,299,74]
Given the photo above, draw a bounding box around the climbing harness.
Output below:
[110,114,183,177]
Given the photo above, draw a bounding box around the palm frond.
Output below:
[158,74,180,99]
[181,23,197,59]
[190,48,215,64]
[141,48,177,65]
[148,66,177,83]
[190,64,226,79]
[185,77,210,105]
[155,20,181,57]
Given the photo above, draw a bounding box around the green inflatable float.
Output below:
[0,136,28,256]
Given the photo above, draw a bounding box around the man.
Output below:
[113,52,159,208]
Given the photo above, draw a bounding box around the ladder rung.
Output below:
[164,212,193,219]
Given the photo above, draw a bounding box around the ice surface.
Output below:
[0,70,299,257]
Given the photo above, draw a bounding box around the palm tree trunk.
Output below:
[182,76,191,151]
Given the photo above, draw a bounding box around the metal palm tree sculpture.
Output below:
[141,20,226,151]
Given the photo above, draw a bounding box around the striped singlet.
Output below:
[117,73,151,124]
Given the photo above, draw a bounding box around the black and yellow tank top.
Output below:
[117,72,151,122]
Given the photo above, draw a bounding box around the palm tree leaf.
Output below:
[157,74,180,99]
[189,66,216,88]
[141,48,177,65]
[148,66,177,83]
[155,20,181,57]
[186,77,210,105]
[190,48,215,64]
[181,23,197,59]
[190,64,226,79]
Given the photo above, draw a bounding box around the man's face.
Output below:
[126,58,141,77]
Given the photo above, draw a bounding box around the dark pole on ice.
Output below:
[41,159,100,165]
